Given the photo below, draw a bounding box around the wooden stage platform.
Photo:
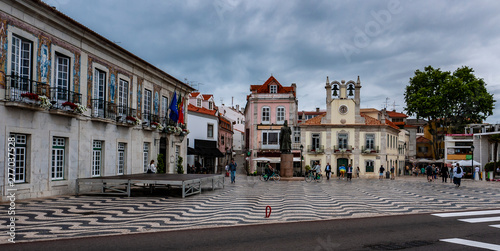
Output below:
[76,173,225,198]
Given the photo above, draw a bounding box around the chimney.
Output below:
[236,104,239,111]
[316,107,320,112]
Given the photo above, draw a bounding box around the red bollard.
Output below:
[265,205,272,218]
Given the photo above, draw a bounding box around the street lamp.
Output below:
[300,144,304,177]
[471,144,475,179]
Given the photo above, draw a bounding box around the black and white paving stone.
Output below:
[2,176,500,243]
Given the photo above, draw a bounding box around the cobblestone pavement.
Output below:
[1,175,500,244]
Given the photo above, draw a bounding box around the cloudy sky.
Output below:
[44,0,500,123]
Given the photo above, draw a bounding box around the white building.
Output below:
[219,104,245,153]
[0,0,193,201]
[186,93,223,173]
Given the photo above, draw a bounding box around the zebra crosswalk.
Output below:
[433,210,500,250]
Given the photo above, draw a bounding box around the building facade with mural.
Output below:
[0,0,193,201]
[300,77,407,178]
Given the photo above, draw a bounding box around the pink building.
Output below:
[244,76,300,173]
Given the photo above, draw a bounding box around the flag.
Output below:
[178,96,184,124]
[169,91,178,123]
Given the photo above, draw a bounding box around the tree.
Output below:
[157,154,165,174]
[404,65,495,159]
[176,156,184,174]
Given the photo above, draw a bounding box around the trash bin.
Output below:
[386,171,390,179]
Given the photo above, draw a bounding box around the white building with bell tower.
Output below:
[300,76,407,178]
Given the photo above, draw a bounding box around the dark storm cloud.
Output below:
[46,0,500,123]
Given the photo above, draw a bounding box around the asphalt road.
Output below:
[3,210,500,251]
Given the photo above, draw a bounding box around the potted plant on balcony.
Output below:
[74,103,87,114]
[126,116,141,125]
[38,95,51,110]
[20,92,39,104]
[151,122,159,129]
[62,101,78,111]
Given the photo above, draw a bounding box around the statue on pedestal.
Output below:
[280,120,292,153]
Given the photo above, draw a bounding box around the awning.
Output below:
[187,147,198,155]
[196,147,224,157]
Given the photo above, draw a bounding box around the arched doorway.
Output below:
[336,158,348,177]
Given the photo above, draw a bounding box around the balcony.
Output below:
[333,145,353,154]
[5,75,83,114]
[361,146,380,154]
[307,145,324,154]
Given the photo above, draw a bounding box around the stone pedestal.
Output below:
[280,153,293,178]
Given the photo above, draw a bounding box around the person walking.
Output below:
[450,164,455,185]
[229,159,237,184]
[325,163,332,180]
[347,164,353,181]
[379,165,385,180]
[339,164,346,180]
[453,163,464,187]
[426,164,433,182]
[356,166,360,178]
[390,166,395,180]
[441,165,449,183]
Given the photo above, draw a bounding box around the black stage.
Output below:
[76,173,225,198]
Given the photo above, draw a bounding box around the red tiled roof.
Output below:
[416,136,431,143]
[301,113,325,125]
[385,119,400,130]
[202,94,213,101]
[190,92,201,98]
[250,76,296,96]
[387,110,408,118]
[361,113,382,125]
[188,104,217,116]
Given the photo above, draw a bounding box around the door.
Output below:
[337,158,348,177]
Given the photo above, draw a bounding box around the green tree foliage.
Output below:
[157,154,165,174]
[404,65,495,159]
[176,156,184,174]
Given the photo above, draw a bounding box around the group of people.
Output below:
[312,162,359,181]
[421,163,464,187]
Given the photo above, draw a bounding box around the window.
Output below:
[262,131,280,145]
[10,133,27,183]
[208,101,213,110]
[118,79,129,117]
[143,142,149,173]
[92,140,102,177]
[221,135,225,146]
[338,133,348,149]
[418,126,424,134]
[418,146,428,154]
[312,133,320,151]
[197,98,202,107]
[162,96,168,116]
[293,127,301,143]
[51,137,65,180]
[118,143,126,175]
[93,69,106,117]
[55,54,70,101]
[270,85,277,93]
[366,160,374,172]
[144,89,152,122]
[277,107,285,123]
[262,107,270,123]
[11,35,32,91]
[366,134,375,150]
[207,124,214,138]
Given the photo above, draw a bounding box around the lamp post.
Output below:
[471,144,475,179]
[300,144,304,177]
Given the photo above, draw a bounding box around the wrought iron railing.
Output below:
[361,146,380,154]
[307,145,325,153]
[91,99,118,120]
[5,75,49,102]
[49,87,82,109]
[333,145,353,153]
